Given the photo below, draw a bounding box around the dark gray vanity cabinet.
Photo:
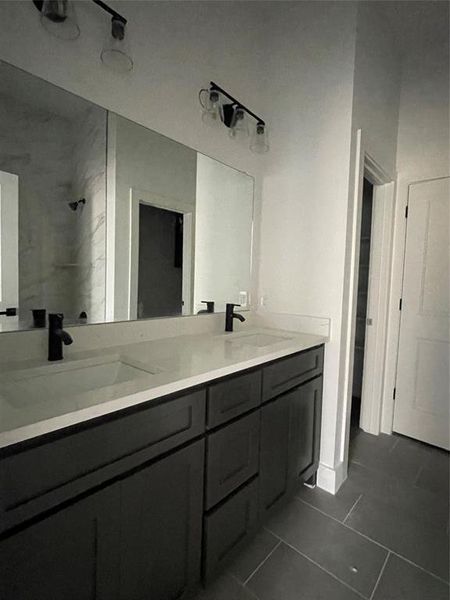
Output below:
[0,440,205,600]
[118,440,205,600]
[203,477,259,581]
[205,411,260,510]
[288,376,323,485]
[207,370,261,429]
[260,347,324,518]
[0,344,325,599]
[259,392,292,517]
[262,346,323,402]
[0,485,121,600]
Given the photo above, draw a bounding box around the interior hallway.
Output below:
[196,431,450,599]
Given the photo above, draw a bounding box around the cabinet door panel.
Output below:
[0,486,120,600]
[289,376,323,485]
[0,389,205,533]
[259,394,291,517]
[262,346,323,401]
[207,370,261,428]
[119,440,205,600]
[203,477,258,581]
[205,411,260,509]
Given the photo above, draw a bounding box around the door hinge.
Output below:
[393,387,396,400]
[405,205,409,218]
[399,298,403,310]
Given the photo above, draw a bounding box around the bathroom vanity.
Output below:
[0,332,324,600]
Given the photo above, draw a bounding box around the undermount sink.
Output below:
[229,333,293,348]
[0,355,160,409]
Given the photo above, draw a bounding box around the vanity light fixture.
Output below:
[250,122,269,154]
[32,0,133,72]
[94,0,133,72]
[199,82,269,153]
[33,0,80,40]
[200,89,221,128]
[228,106,248,140]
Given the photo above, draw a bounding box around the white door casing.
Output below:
[128,188,193,320]
[359,179,396,435]
[393,177,450,449]
[0,170,19,327]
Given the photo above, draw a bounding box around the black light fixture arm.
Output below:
[33,0,127,25]
[91,0,127,25]
[209,81,265,126]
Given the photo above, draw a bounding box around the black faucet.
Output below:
[48,313,73,361]
[225,303,246,332]
[198,301,215,314]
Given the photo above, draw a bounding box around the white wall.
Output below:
[194,154,254,313]
[337,1,402,471]
[396,21,449,178]
[352,1,401,174]
[257,1,358,490]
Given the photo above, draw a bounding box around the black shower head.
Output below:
[68,198,86,211]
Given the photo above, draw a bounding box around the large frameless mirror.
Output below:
[0,61,254,332]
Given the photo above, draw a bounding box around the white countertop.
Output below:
[0,327,327,449]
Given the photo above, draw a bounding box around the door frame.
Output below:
[341,130,396,468]
[128,188,193,320]
[359,158,396,434]
[0,170,19,328]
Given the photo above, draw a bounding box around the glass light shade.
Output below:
[250,123,269,153]
[228,107,248,140]
[40,0,80,40]
[101,19,133,72]
[200,90,221,128]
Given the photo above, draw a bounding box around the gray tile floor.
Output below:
[195,430,450,600]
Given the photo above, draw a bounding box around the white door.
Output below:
[0,170,19,329]
[393,177,450,449]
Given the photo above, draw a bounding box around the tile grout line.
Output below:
[296,497,450,587]
[343,494,363,524]
[369,551,391,600]
[228,573,261,600]
[412,465,423,487]
[388,438,400,453]
[265,527,369,599]
[242,540,282,586]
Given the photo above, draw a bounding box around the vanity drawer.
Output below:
[262,346,324,401]
[0,389,205,532]
[205,411,260,510]
[203,477,259,581]
[207,370,261,429]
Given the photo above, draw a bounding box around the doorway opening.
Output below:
[137,203,184,319]
[350,178,374,436]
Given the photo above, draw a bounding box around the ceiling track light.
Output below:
[32,0,133,72]
[199,81,269,153]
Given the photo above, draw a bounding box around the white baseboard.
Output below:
[317,460,347,495]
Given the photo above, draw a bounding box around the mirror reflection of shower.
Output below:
[68,198,86,211]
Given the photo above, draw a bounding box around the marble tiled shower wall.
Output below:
[72,107,107,323]
[0,91,106,323]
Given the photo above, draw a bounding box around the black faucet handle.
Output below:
[226,303,241,309]
[48,313,64,325]
[201,301,215,313]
